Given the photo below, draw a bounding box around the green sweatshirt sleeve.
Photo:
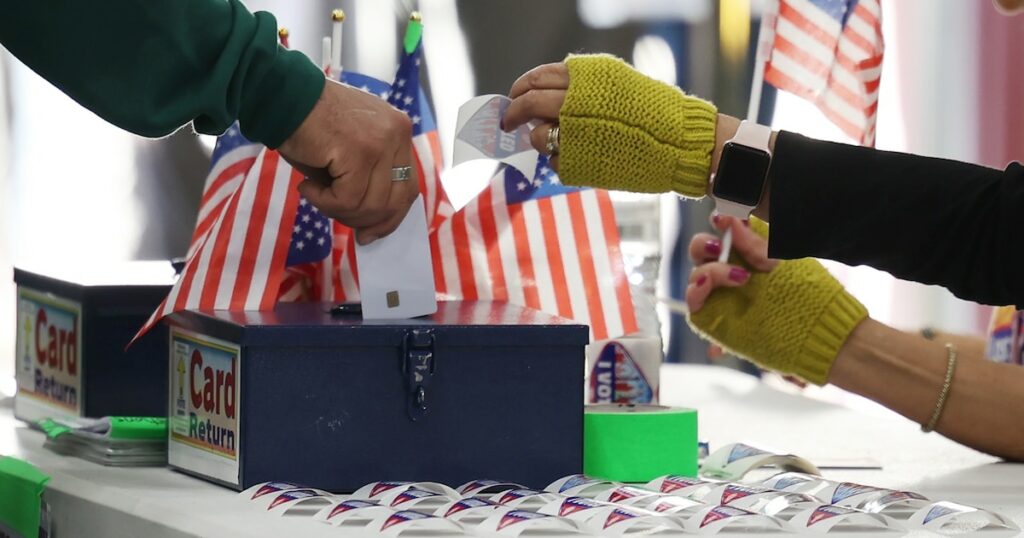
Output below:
[0,0,325,148]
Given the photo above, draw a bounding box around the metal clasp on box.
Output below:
[402,329,435,421]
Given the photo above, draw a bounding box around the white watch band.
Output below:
[729,120,772,153]
[712,120,773,218]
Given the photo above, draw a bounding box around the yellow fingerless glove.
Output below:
[687,221,868,385]
[559,54,717,197]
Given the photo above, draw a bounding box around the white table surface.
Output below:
[1,364,1021,537]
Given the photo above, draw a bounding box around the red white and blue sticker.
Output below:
[497,489,544,505]
[548,474,599,493]
[720,484,766,504]
[370,481,411,499]
[653,475,707,494]
[555,497,603,517]
[807,505,851,526]
[497,510,550,531]
[831,483,881,505]
[390,488,441,507]
[457,479,523,496]
[589,341,654,404]
[326,500,378,520]
[444,497,497,518]
[248,481,304,500]
[598,486,656,504]
[700,506,752,528]
[764,472,816,491]
[267,489,325,510]
[923,504,960,525]
[728,443,772,463]
[380,510,432,531]
[603,508,639,529]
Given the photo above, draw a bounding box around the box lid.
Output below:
[168,301,590,347]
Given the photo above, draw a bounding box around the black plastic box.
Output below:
[13,262,174,422]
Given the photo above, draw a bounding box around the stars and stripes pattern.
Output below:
[764,0,883,145]
[135,134,303,340]
[386,40,453,234]
[429,157,638,341]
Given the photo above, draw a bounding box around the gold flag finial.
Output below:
[331,9,346,22]
[409,11,422,22]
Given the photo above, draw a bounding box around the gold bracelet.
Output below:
[922,343,957,433]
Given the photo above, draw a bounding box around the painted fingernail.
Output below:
[696,275,708,286]
[704,240,721,256]
[742,219,750,227]
[712,214,721,225]
[499,119,506,131]
[729,267,750,282]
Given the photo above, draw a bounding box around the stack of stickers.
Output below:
[37,417,167,467]
[238,445,1018,536]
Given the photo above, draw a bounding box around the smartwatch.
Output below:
[711,120,773,219]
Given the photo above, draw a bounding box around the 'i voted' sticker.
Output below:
[701,442,820,481]
[436,497,501,525]
[786,504,893,534]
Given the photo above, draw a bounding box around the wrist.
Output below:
[709,114,741,194]
[709,114,778,221]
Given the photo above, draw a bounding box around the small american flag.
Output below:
[763,0,884,145]
[430,157,639,341]
[135,129,303,340]
[386,39,453,234]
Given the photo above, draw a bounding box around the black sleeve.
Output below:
[767,131,1024,307]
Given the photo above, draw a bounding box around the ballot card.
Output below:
[355,194,437,320]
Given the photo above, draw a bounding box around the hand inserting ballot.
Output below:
[278,79,421,245]
[685,216,868,386]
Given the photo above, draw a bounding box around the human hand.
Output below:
[503,62,569,170]
[278,79,420,245]
[503,54,718,197]
[685,216,868,386]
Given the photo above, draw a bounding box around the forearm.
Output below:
[830,318,1024,461]
[0,0,323,147]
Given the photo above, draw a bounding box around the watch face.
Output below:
[713,143,771,206]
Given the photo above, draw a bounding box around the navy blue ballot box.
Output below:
[13,262,175,422]
[164,301,589,492]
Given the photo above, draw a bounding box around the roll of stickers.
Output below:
[586,335,662,404]
[584,404,697,482]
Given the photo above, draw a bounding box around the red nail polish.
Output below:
[712,214,721,225]
[728,267,750,282]
[696,275,708,286]
[705,240,721,256]
[742,219,750,227]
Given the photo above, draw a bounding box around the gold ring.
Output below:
[545,124,560,155]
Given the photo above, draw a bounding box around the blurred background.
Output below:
[1,0,1021,397]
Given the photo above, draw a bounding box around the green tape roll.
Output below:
[584,404,698,482]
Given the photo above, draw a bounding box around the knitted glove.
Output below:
[559,54,717,197]
[687,220,868,385]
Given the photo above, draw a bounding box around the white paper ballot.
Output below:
[355,194,437,319]
[453,94,539,177]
